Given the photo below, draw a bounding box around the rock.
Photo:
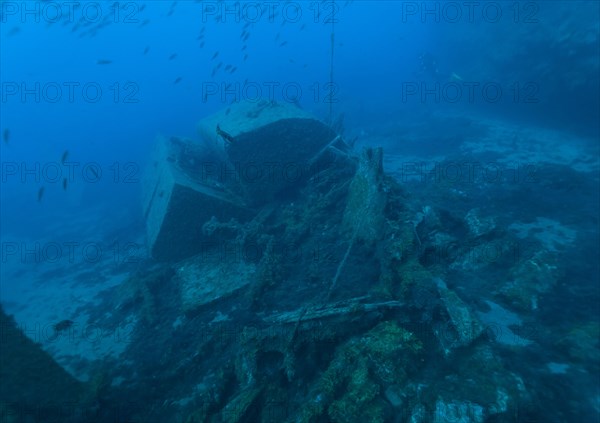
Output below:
[499,249,561,311]
[433,399,486,423]
[384,385,404,408]
[221,385,263,423]
[434,278,484,351]
[465,208,496,238]
[0,306,84,420]
[342,147,386,246]
[409,404,428,423]
[176,254,256,313]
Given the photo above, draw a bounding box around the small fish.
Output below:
[2,129,9,144]
[169,53,177,60]
[37,187,45,202]
[62,178,68,190]
[139,19,150,27]
[216,125,235,143]
[215,62,222,70]
[224,64,232,71]
[174,77,182,84]
[61,150,69,164]
[450,72,464,82]
[243,54,248,61]
[225,108,231,115]
[54,319,74,331]
[241,45,247,51]
[229,66,237,74]
[279,41,287,47]
[211,51,219,60]
[300,24,306,30]
[242,33,250,41]
[7,27,20,37]
[199,41,205,48]
[48,319,74,341]
[96,59,112,65]
[143,46,150,55]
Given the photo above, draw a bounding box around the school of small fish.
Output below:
[1,0,355,202]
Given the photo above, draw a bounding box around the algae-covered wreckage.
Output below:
[3,101,531,422]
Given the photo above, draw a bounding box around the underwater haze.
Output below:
[1,1,599,422]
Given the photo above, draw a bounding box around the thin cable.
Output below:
[328,1,335,126]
